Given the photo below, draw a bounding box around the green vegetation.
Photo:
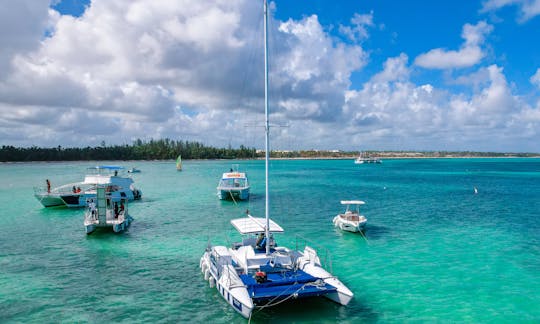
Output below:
[1,141,538,162]
[0,139,256,162]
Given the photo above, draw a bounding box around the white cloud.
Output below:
[481,0,540,22]
[371,53,410,83]
[531,68,540,88]
[339,57,539,151]
[414,21,493,69]
[0,0,368,148]
[339,11,375,42]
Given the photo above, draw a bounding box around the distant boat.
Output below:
[200,1,353,318]
[176,155,182,171]
[127,167,141,173]
[354,151,382,164]
[333,200,367,232]
[84,185,133,234]
[216,164,250,200]
[34,166,142,208]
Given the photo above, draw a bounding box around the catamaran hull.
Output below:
[84,215,133,234]
[218,188,250,201]
[34,194,65,207]
[200,253,254,318]
[300,262,354,306]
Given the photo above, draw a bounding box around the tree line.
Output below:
[0,139,257,162]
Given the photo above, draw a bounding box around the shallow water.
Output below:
[1,158,539,323]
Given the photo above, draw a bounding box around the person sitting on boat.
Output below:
[76,187,81,193]
[72,186,77,193]
[256,233,266,250]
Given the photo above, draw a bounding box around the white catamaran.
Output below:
[200,1,353,318]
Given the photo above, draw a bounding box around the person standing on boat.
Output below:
[88,199,96,217]
[46,179,51,193]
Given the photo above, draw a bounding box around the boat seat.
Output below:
[242,237,257,247]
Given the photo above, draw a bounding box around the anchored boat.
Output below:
[217,164,250,201]
[200,1,353,318]
[200,216,353,318]
[84,185,133,234]
[333,200,367,232]
[34,165,142,208]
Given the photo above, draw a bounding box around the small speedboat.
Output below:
[333,200,367,232]
[127,167,141,173]
[84,186,133,234]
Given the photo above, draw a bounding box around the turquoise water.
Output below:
[1,158,539,323]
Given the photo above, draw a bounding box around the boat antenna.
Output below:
[264,0,270,256]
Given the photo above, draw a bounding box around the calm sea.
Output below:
[1,158,539,323]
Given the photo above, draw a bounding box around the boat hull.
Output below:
[299,258,354,306]
[200,252,254,318]
[218,188,250,201]
[34,194,65,207]
[333,216,366,233]
[85,214,133,234]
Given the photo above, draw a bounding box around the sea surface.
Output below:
[1,158,539,323]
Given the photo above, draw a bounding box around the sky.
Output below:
[1,0,540,152]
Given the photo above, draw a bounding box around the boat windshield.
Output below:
[219,178,248,188]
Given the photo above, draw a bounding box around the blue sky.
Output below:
[1,0,540,152]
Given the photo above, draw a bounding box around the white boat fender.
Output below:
[209,277,215,288]
[204,269,210,281]
[201,262,208,274]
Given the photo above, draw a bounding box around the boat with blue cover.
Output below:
[200,216,353,318]
[199,1,353,318]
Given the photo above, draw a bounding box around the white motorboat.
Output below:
[127,167,141,173]
[34,165,142,208]
[217,164,250,201]
[84,186,133,234]
[354,152,382,164]
[333,200,367,232]
[200,2,353,318]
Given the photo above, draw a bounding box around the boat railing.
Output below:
[33,182,86,195]
[294,234,333,273]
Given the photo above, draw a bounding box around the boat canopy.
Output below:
[231,217,284,234]
[341,200,365,205]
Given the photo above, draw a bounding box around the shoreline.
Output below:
[2,155,539,164]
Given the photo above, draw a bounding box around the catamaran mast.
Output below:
[264,0,270,255]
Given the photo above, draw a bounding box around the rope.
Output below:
[359,230,369,245]
[228,190,238,205]
[254,279,327,312]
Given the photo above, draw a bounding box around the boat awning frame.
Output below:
[231,216,284,234]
